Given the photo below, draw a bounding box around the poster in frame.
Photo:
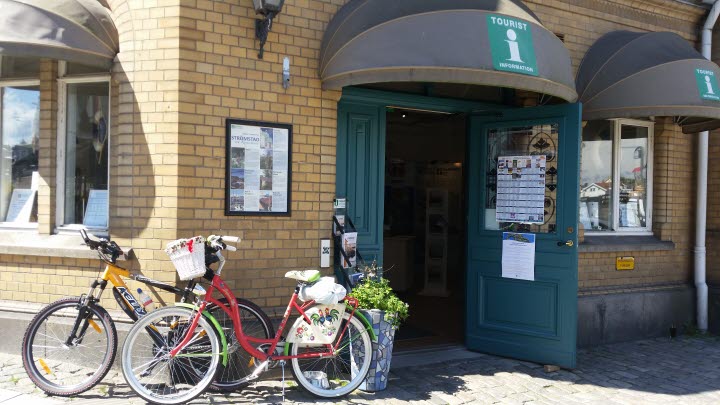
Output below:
[225,119,292,216]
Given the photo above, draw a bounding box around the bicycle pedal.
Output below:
[249,359,269,379]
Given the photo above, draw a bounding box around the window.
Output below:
[0,57,41,226]
[0,84,40,225]
[580,119,653,233]
[57,71,110,231]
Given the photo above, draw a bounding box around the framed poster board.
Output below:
[225,119,292,216]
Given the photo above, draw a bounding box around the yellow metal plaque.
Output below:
[616,257,635,271]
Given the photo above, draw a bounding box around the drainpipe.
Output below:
[697,0,720,332]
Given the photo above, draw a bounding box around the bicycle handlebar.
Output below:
[79,229,124,263]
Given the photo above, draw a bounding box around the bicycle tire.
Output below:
[121,306,220,405]
[288,312,372,398]
[21,297,117,396]
[207,298,275,392]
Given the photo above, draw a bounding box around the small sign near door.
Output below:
[695,68,720,101]
[487,15,538,76]
[616,256,635,271]
[501,232,536,281]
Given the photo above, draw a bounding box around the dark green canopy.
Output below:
[577,31,720,134]
[320,0,577,102]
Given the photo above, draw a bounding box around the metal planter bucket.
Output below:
[358,309,396,392]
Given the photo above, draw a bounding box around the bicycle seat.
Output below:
[284,270,321,283]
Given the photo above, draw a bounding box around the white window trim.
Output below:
[0,79,41,227]
[55,68,111,233]
[584,118,654,236]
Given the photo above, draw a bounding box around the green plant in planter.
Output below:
[349,270,409,328]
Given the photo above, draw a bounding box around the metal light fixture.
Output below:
[253,0,286,59]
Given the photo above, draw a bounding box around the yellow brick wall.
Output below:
[0,0,185,308]
[174,0,343,311]
[0,0,710,309]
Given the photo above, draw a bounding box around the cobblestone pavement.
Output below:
[2,336,720,404]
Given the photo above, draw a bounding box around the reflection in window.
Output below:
[0,86,40,222]
[580,121,613,230]
[580,120,652,232]
[619,126,649,229]
[0,56,40,79]
[64,82,109,227]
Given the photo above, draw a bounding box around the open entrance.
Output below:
[382,107,467,349]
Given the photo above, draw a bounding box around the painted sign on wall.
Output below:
[487,15,538,77]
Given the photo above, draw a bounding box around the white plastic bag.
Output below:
[298,277,346,304]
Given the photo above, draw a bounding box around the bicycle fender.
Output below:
[174,303,228,367]
[347,306,378,342]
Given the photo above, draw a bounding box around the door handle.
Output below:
[557,240,574,247]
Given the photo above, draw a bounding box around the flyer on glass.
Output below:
[496,155,546,224]
[226,120,292,216]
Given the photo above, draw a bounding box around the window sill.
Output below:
[0,231,130,261]
[0,223,38,231]
[579,235,674,253]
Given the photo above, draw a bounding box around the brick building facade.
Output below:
[1,0,719,356]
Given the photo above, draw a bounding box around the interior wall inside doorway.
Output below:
[383,108,466,347]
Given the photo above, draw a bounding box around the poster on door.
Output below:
[496,155,546,224]
[501,232,535,281]
[226,119,292,216]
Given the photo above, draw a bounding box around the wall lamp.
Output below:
[253,0,286,59]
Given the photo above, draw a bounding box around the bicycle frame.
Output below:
[170,273,362,363]
[67,262,192,347]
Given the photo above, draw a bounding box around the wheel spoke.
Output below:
[23,299,115,396]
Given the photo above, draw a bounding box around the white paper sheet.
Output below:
[501,232,535,281]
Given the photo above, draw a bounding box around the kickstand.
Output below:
[280,360,286,402]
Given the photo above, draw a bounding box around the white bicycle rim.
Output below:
[290,314,372,398]
[121,307,220,405]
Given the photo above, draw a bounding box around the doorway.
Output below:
[382,108,467,349]
[336,89,580,366]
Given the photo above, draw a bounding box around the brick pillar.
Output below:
[37,59,57,234]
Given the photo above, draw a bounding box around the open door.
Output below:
[466,103,581,368]
[336,101,386,263]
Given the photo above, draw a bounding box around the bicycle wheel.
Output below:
[21,297,117,396]
[289,312,372,398]
[207,298,274,392]
[121,306,220,405]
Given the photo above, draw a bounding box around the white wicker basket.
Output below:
[165,236,206,281]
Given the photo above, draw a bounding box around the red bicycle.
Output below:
[120,235,375,404]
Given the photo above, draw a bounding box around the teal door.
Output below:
[336,101,386,263]
[466,103,581,368]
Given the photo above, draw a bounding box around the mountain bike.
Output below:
[121,235,377,405]
[21,230,273,396]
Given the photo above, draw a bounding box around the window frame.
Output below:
[0,78,41,229]
[583,118,654,236]
[55,64,111,234]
